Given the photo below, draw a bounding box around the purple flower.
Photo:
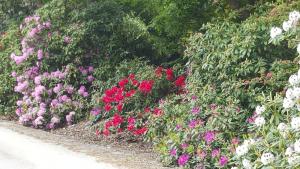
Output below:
[87,75,95,83]
[204,131,215,144]
[181,143,188,149]
[15,108,22,116]
[211,148,220,158]
[83,92,89,97]
[66,85,74,94]
[78,86,87,96]
[11,71,17,77]
[16,100,23,106]
[60,95,69,102]
[37,49,43,60]
[88,66,94,73]
[64,36,71,44]
[191,95,197,100]
[53,83,63,94]
[51,99,59,107]
[34,76,42,85]
[91,107,101,116]
[191,107,200,115]
[219,156,228,167]
[188,120,197,128]
[178,154,190,166]
[170,149,177,157]
[37,107,46,116]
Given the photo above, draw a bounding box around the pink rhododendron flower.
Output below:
[204,131,216,144]
[87,75,95,83]
[178,154,189,166]
[219,156,229,167]
[34,76,42,85]
[211,148,220,158]
[11,71,17,77]
[170,149,177,156]
[53,83,63,94]
[191,107,200,114]
[188,120,197,128]
[91,107,101,116]
[64,36,71,44]
[37,49,43,60]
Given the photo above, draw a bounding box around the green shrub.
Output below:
[147,2,300,168]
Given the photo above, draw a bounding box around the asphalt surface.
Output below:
[0,127,119,169]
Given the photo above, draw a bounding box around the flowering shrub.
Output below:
[91,65,186,137]
[147,90,243,168]
[10,15,92,128]
[146,4,300,168]
[231,10,300,169]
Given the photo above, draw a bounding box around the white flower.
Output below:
[277,123,288,132]
[293,87,300,98]
[242,159,252,169]
[231,167,238,169]
[297,43,300,55]
[270,27,282,39]
[285,147,294,156]
[254,116,265,127]
[286,88,295,99]
[283,98,295,109]
[289,74,300,86]
[255,105,265,115]
[236,144,249,157]
[294,140,300,153]
[289,11,300,23]
[282,20,293,31]
[288,155,300,166]
[291,117,300,130]
[261,152,275,165]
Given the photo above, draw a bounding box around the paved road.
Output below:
[0,127,119,169]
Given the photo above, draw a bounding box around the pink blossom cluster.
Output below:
[79,66,95,83]
[11,16,90,129]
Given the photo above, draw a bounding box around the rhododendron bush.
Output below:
[231,10,300,169]
[91,65,187,137]
[10,15,92,128]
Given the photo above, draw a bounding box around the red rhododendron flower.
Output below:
[115,93,124,102]
[112,113,123,127]
[105,121,113,129]
[104,104,112,112]
[127,125,134,131]
[116,103,123,112]
[118,78,129,88]
[103,129,110,136]
[105,88,116,97]
[125,89,136,97]
[144,107,151,113]
[128,73,135,80]
[175,75,186,88]
[133,127,148,135]
[102,96,114,104]
[153,108,163,116]
[139,80,153,93]
[128,117,135,125]
[131,79,139,86]
[155,66,163,78]
[95,129,100,136]
[166,68,174,81]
